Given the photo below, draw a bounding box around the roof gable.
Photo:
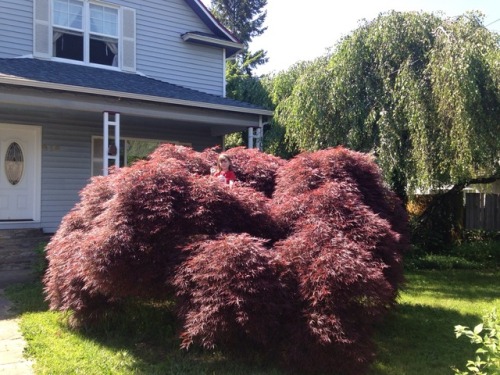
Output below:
[183,0,243,57]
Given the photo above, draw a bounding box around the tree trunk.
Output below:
[412,175,499,251]
[413,184,464,251]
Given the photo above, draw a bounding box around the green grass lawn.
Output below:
[6,268,500,375]
[370,270,500,375]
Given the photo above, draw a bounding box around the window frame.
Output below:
[91,136,192,176]
[51,0,120,68]
[34,0,136,72]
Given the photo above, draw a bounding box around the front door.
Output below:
[0,124,41,221]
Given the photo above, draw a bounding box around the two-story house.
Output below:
[0,0,272,233]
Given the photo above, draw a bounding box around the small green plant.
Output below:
[453,308,500,374]
[463,230,500,243]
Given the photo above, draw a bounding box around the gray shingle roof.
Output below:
[0,58,269,112]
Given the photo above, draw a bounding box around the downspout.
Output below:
[222,48,226,98]
[222,48,226,149]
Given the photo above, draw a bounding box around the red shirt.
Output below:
[214,170,236,184]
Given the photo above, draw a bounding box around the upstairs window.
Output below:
[53,0,118,66]
[33,0,136,72]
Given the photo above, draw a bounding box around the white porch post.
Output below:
[247,116,264,150]
[248,127,254,149]
[255,127,263,151]
[103,111,120,176]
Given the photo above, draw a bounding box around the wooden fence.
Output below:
[465,193,500,231]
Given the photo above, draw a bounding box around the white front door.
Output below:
[0,124,41,221]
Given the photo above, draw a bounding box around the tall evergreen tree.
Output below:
[209,0,268,76]
[207,0,271,149]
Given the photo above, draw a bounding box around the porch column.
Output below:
[248,127,254,149]
[247,116,264,151]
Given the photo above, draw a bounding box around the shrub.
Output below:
[173,234,285,351]
[269,148,408,374]
[44,144,408,374]
[463,230,500,243]
[404,238,500,271]
[453,308,500,374]
[224,146,286,197]
[407,195,433,217]
[44,152,276,321]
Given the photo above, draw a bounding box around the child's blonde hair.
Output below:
[216,153,233,172]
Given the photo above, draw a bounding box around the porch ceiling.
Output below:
[0,85,263,136]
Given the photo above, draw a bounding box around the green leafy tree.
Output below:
[223,64,273,149]
[275,11,500,199]
[271,11,500,245]
[271,11,500,246]
[264,61,317,158]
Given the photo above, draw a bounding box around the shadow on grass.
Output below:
[402,269,500,301]
[5,280,49,314]
[369,269,500,375]
[6,280,282,375]
[6,270,499,375]
[77,300,283,374]
[370,303,481,375]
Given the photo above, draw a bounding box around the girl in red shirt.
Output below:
[212,153,237,187]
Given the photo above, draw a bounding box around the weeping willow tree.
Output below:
[272,11,500,247]
[275,11,500,201]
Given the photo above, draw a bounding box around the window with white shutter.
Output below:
[33,0,135,72]
[121,7,136,72]
[33,0,51,58]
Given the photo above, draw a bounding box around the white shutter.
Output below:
[121,7,136,72]
[33,0,51,58]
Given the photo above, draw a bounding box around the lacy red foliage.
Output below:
[43,144,408,374]
[224,146,286,197]
[173,234,285,351]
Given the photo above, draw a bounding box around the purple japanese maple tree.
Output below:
[44,144,408,374]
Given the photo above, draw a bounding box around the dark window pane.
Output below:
[90,38,116,66]
[54,33,83,61]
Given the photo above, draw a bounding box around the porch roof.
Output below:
[0,58,272,116]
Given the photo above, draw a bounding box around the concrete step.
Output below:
[0,229,51,288]
[0,228,50,240]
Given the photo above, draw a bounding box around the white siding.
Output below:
[0,0,33,57]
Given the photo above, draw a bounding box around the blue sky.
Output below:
[201,0,500,76]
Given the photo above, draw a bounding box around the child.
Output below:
[212,153,237,187]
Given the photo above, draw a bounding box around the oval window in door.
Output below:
[5,142,24,185]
